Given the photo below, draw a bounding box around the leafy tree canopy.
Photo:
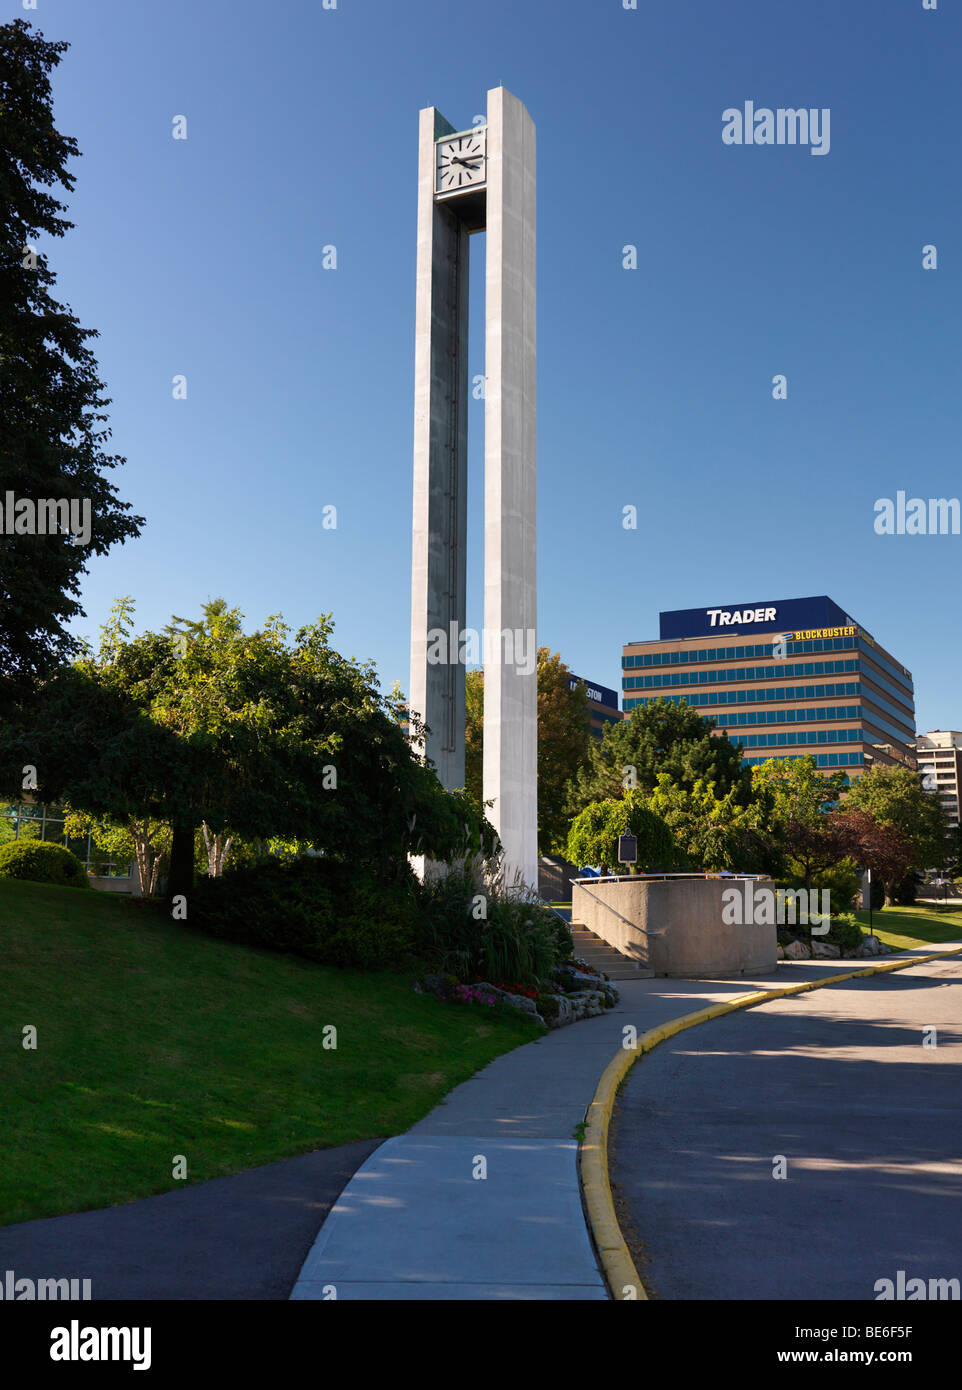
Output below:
[567,697,752,816]
[566,788,675,874]
[647,774,775,874]
[844,764,950,880]
[0,598,494,882]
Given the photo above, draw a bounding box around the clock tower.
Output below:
[409,87,537,890]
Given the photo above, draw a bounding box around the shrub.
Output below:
[0,840,88,888]
[811,862,859,914]
[536,993,561,1021]
[188,857,418,969]
[414,862,572,985]
[827,912,862,954]
[892,871,923,906]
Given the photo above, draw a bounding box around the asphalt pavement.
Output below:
[610,955,962,1300]
[0,1140,380,1300]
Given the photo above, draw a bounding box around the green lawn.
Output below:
[0,878,542,1227]
[854,903,962,953]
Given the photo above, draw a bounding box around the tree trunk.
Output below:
[167,824,195,901]
[202,822,232,877]
[131,818,152,898]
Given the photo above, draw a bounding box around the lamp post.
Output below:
[864,867,873,934]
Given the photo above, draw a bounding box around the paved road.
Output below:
[0,1140,380,1300]
[291,959,915,1300]
[611,955,962,1301]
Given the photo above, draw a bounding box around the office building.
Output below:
[568,674,623,740]
[622,596,915,779]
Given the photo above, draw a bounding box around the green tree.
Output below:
[463,648,592,855]
[832,808,914,909]
[567,698,751,816]
[63,806,170,895]
[646,774,774,873]
[465,668,484,807]
[0,20,143,708]
[1,599,493,896]
[750,756,849,889]
[844,765,951,903]
[566,789,675,875]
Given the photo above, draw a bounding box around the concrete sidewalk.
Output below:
[291,951,953,1301]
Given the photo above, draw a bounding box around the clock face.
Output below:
[435,130,486,195]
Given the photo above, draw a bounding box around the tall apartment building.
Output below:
[914,732,962,828]
[622,596,915,779]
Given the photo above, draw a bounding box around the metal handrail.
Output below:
[569,877,666,938]
[571,872,768,883]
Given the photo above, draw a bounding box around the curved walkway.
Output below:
[291,949,959,1300]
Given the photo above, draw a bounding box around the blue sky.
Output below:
[13,0,961,732]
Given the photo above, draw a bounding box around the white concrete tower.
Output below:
[409,87,538,889]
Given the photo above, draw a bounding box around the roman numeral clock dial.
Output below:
[435,130,487,195]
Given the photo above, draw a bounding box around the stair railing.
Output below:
[569,878,666,938]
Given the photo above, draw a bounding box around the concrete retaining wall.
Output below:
[571,876,778,978]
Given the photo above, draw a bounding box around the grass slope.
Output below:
[855,903,962,952]
[0,878,541,1227]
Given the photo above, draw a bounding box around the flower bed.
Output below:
[415,970,619,1029]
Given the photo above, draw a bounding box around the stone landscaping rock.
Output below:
[776,943,785,959]
[554,995,573,1026]
[566,989,607,1019]
[474,982,540,1014]
[560,967,606,990]
[415,974,616,1030]
[857,935,882,958]
[811,941,841,959]
[784,939,811,960]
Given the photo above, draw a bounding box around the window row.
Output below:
[741,752,864,769]
[623,683,861,711]
[623,637,857,668]
[713,705,859,728]
[624,659,859,691]
[733,729,862,750]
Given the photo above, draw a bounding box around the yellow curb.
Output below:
[580,945,962,1302]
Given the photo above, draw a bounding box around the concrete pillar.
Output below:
[483,88,538,890]
[409,107,469,790]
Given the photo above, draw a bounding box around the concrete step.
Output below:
[569,922,654,979]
